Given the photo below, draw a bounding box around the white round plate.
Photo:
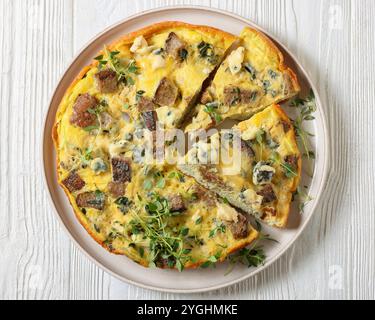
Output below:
[42,6,329,293]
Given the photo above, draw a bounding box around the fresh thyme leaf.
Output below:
[208,255,218,263]
[102,47,138,86]
[125,76,135,86]
[200,261,211,268]
[83,125,99,132]
[130,194,193,270]
[127,60,138,73]
[283,163,298,178]
[221,197,229,204]
[176,259,184,272]
[180,227,189,237]
[168,171,185,182]
[209,223,226,238]
[204,102,222,123]
[143,179,153,190]
[109,50,120,59]
[94,54,108,69]
[87,108,96,115]
[195,216,202,225]
[296,186,313,213]
[156,177,165,188]
[270,152,297,178]
[256,129,265,160]
[289,90,316,165]
[138,247,144,258]
[80,147,93,164]
[200,252,221,268]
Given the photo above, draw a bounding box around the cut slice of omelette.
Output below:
[52,22,260,270]
[185,27,300,132]
[179,105,301,228]
[97,21,237,130]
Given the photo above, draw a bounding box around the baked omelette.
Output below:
[185,26,300,132]
[179,104,301,228]
[52,22,265,270]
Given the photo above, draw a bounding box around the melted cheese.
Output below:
[217,203,239,223]
[228,46,245,75]
[130,36,148,53]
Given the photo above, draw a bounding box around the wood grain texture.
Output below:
[0,0,374,300]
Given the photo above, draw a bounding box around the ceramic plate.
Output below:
[42,6,329,293]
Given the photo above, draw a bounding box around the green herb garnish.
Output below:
[204,101,222,123]
[208,223,226,238]
[256,129,265,160]
[129,194,192,271]
[225,233,277,275]
[100,47,139,86]
[195,217,202,225]
[289,89,316,163]
[168,171,185,182]
[270,152,298,178]
[200,252,222,269]
[295,186,313,213]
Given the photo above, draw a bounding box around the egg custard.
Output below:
[185,27,300,132]
[178,105,301,228]
[53,21,302,270]
[52,22,268,270]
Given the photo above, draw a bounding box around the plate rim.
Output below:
[42,4,330,294]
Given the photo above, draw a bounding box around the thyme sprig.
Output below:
[270,151,298,178]
[289,89,317,211]
[204,101,222,123]
[129,194,192,271]
[95,47,139,86]
[290,90,316,162]
[225,232,277,275]
[295,186,313,213]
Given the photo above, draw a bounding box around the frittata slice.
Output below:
[185,26,300,131]
[105,21,237,130]
[179,105,301,228]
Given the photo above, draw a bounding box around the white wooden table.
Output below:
[0,0,374,300]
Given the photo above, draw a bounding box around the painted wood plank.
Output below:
[0,0,374,300]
